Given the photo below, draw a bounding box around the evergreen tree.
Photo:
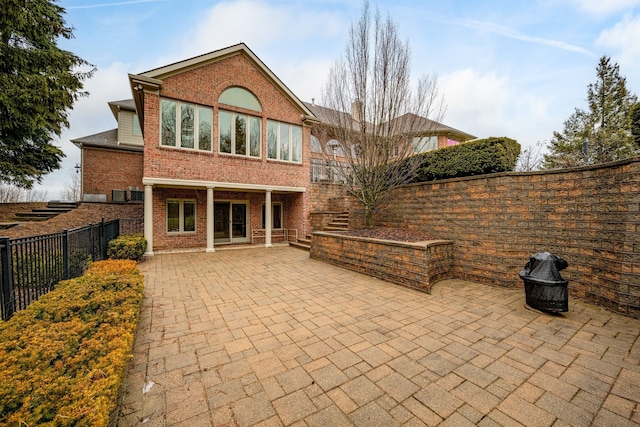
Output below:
[543,56,637,169]
[0,0,94,187]
[631,102,640,149]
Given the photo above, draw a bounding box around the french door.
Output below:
[214,201,249,244]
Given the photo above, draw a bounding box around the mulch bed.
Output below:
[1,203,143,239]
[344,227,437,242]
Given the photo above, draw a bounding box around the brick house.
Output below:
[73,43,475,255]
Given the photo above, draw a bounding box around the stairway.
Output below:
[11,201,80,223]
[289,211,350,252]
[289,236,311,251]
[324,211,349,232]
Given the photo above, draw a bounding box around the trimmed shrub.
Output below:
[0,260,144,426]
[410,137,521,183]
[108,234,147,260]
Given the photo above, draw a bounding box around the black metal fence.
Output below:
[0,219,122,320]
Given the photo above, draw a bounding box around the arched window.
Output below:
[326,139,345,157]
[310,135,323,153]
[219,87,262,112]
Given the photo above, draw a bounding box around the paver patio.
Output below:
[117,247,640,426]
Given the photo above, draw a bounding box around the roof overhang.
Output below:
[128,74,163,134]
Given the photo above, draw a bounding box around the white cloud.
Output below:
[440,68,511,137]
[439,68,556,149]
[569,0,640,16]
[597,14,640,65]
[457,19,593,56]
[177,0,344,60]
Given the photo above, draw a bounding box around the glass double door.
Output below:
[214,201,249,244]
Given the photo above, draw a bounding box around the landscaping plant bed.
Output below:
[344,227,437,242]
[310,229,454,293]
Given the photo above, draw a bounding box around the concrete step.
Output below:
[11,215,50,222]
[324,226,348,231]
[32,208,73,214]
[289,241,310,251]
[0,222,22,230]
[14,211,58,218]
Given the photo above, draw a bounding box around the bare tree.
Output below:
[516,142,545,172]
[320,1,444,226]
[0,184,48,203]
[60,167,81,201]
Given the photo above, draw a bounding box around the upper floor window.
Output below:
[310,135,323,153]
[160,99,213,151]
[267,120,302,163]
[219,111,261,157]
[133,114,142,136]
[414,136,437,153]
[219,87,262,112]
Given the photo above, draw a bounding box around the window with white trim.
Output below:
[160,99,212,151]
[167,199,196,233]
[219,111,261,157]
[261,202,283,229]
[267,120,302,163]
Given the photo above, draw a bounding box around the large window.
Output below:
[219,111,261,157]
[160,99,212,151]
[261,202,283,229]
[167,199,196,233]
[267,120,302,163]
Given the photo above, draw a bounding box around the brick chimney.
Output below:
[351,100,362,123]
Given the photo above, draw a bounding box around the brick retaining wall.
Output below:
[311,231,454,293]
[314,157,640,317]
[367,157,640,317]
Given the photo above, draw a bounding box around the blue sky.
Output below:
[38,0,640,197]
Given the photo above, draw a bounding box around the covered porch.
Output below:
[141,177,307,255]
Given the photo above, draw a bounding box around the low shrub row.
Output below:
[108,234,147,261]
[409,136,521,182]
[0,260,144,426]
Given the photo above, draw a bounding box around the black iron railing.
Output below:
[0,219,122,320]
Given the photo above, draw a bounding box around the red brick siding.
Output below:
[82,148,143,201]
[152,188,306,250]
[143,54,310,190]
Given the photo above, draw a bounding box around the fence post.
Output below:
[100,218,105,260]
[63,230,70,280]
[1,236,15,320]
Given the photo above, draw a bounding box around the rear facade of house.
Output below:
[74,44,317,255]
[72,43,477,254]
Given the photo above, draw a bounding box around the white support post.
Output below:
[265,189,273,248]
[206,187,215,253]
[143,184,154,256]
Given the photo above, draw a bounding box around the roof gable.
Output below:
[129,43,316,125]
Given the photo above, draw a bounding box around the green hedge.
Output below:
[0,260,144,426]
[108,234,147,261]
[409,136,521,183]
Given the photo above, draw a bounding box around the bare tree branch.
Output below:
[319,1,444,226]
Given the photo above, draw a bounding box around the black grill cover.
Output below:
[519,252,568,313]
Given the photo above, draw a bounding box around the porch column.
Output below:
[143,184,154,256]
[206,187,215,253]
[265,189,273,248]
